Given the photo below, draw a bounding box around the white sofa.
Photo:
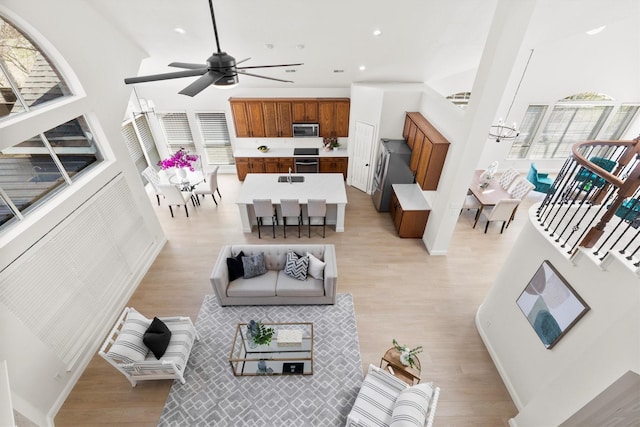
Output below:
[99,307,198,386]
[346,364,440,427]
[210,244,337,306]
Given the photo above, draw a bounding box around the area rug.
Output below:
[158,293,363,426]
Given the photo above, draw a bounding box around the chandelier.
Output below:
[489,49,534,143]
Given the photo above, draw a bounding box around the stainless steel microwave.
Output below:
[292,123,319,137]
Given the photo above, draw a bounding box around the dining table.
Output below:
[468,170,512,227]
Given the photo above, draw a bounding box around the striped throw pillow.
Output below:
[106,308,151,363]
[390,383,434,427]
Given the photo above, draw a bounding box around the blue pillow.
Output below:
[242,253,268,279]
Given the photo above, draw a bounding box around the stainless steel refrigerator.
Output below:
[372,139,414,212]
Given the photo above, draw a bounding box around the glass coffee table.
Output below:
[229,322,314,376]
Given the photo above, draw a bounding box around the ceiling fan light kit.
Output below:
[124,0,302,96]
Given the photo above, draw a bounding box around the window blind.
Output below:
[121,121,147,173]
[196,112,233,164]
[157,112,196,153]
[135,115,161,167]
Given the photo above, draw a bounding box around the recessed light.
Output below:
[359,65,366,71]
[373,29,382,36]
[586,25,606,35]
[174,27,186,34]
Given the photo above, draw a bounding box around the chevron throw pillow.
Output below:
[284,251,309,281]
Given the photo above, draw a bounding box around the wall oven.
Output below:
[294,158,319,173]
[292,123,319,138]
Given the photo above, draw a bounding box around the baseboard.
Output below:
[423,236,447,256]
[475,305,523,411]
[46,236,167,425]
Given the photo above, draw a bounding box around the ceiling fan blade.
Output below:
[237,70,293,83]
[178,72,224,97]
[125,68,208,84]
[169,62,208,69]
[236,58,251,66]
[237,63,303,70]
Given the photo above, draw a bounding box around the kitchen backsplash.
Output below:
[233,137,347,151]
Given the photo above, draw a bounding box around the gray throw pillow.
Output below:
[242,253,268,279]
[284,251,309,281]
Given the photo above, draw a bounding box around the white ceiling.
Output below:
[87,0,637,93]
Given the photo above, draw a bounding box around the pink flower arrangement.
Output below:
[158,148,199,171]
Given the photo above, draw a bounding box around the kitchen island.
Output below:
[236,173,348,233]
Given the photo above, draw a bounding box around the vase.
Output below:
[399,351,411,366]
[246,330,258,348]
[175,167,187,181]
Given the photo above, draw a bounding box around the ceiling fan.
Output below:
[124,0,303,97]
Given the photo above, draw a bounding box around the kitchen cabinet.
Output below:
[404,112,450,191]
[262,101,293,137]
[229,98,349,138]
[235,157,266,180]
[389,188,429,238]
[230,100,266,137]
[264,157,294,173]
[292,101,318,123]
[320,157,348,179]
[318,99,350,138]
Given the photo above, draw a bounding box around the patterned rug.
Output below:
[158,294,363,426]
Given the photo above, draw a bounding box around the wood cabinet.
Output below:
[404,112,450,191]
[264,157,294,173]
[230,100,267,137]
[230,98,349,138]
[235,157,266,180]
[320,157,348,179]
[318,99,350,138]
[292,101,318,123]
[389,190,430,238]
[262,101,293,137]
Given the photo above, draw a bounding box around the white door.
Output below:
[351,121,376,193]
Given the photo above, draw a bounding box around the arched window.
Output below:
[446,91,471,109]
[0,16,103,230]
[508,92,639,159]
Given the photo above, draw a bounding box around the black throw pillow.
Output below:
[143,317,172,359]
[226,250,245,281]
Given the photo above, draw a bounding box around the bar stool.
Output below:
[307,199,327,238]
[280,199,302,238]
[253,199,277,238]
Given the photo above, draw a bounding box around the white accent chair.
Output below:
[99,307,198,387]
[193,166,221,205]
[142,167,163,205]
[158,184,194,217]
[253,199,277,238]
[307,199,327,238]
[280,199,302,238]
[508,177,535,223]
[346,364,440,427]
[499,167,520,191]
[477,198,521,233]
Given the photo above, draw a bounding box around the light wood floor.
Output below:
[55,174,540,426]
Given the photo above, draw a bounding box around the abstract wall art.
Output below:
[516,261,590,349]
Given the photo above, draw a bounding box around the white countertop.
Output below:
[236,173,348,204]
[392,184,431,210]
[234,147,347,158]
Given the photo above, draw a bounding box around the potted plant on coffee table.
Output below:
[247,320,275,347]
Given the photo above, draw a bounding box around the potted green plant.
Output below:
[392,339,423,368]
[247,320,275,347]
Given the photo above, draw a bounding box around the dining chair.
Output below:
[192,166,221,205]
[186,155,205,184]
[498,168,520,191]
[253,199,277,238]
[461,194,482,227]
[307,199,327,238]
[280,199,302,238]
[477,198,521,233]
[158,184,193,218]
[141,167,163,205]
[508,178,535,223]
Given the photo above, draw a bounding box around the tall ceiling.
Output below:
[88,0,637,95]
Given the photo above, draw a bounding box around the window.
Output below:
[195,112,233,164]
[446,92,471,109]
[120,114,161,174]
[157,112,195,153]
[507,105,547,159]
[121,120,147,174]
[0,16,70,119]
[507,93,638,160]
[0,116,102,227]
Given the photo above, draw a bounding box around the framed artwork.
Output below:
[516,261,590,349]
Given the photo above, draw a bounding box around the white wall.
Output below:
[476,206,640,426]
[0,1,165,424]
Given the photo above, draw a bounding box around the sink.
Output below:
[278,176,304,183]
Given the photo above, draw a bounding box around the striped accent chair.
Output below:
[346,364,440,427]
[99,307,199,386]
